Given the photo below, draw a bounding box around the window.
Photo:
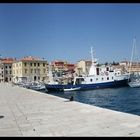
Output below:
[112,77,114,79]
[10,70,12,74]
[34,63,36,67]
[38,77,40,80]
[38,63,40,67]
[102,78,104,80]
[42,77,45,81]
[25,69,28,74]
[30,69,33,73]
[30,63,32,66]
[96,78,98,81]
[90,79,92,82]
[43,69,46,73]
[5,70,8,74]
[34,69,36,73]
[107,77,109,80]
[43,63,45,67]
[9,66,11,69]
[24,62,27,67]
[5,66,7,69]
[38,69,40,74]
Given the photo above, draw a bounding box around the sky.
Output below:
[0,3,140,64]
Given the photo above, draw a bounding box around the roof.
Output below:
[1,58,15,64]
[20,56,41,61]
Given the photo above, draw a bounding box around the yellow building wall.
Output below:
[12,60,48,83]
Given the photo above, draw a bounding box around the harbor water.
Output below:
[43,87,140,116]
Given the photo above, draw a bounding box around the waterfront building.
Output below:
[12,56,49,83]
[50,60,75,84]
[119,61,140,72]
[0,58,14,83]
[75,60,92,76]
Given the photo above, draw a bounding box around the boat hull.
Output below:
[45,79,128,92]
[128,82,140,88]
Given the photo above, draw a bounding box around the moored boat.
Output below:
[45,47,129,92]
[128,37,140,88]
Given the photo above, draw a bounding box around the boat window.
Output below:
[107,77,109,80]
[115,73,117,75]
[112,77,114,79]
[96,78,98,81]
[75,78,84,84]
[106,67,109,71]
[90,79,92,82]
[102,78,104,80]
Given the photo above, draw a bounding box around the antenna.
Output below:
[90,46,94,64]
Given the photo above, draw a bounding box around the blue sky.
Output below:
[0,3,140,63]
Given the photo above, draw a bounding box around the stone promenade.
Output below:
[0,83,140,136]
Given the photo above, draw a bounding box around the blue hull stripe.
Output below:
[45,79,128,92]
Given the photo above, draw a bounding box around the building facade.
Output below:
[119,61,140,72]
[12,56,49,83]
[75,60,92,76]
[0,58,14,83]
[50,60,75,84]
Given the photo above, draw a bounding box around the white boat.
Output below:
[63,87,81,92]
[128,37,140,88]
[128,80,140,88]
[45,47,129,92]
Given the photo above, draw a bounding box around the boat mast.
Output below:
[89,46,97,76]
[129,37,136,77]
[91,46,95,65]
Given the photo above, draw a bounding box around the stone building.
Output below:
[12,56,49,83]
[0,58,14,83]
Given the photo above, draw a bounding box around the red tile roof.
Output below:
[1,58,15,64]
[20,56,41,61]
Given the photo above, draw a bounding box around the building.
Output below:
[12,56,49,83]
[75,60,92,76]
[0,58,14,83]
[119,61,140,72]
[50,60,75,84]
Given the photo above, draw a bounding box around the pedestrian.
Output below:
[70,96,74,101]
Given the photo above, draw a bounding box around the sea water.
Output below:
[43,87,140,116]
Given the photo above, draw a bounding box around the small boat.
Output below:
[63,87,81,92]
[128,80,140,88]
